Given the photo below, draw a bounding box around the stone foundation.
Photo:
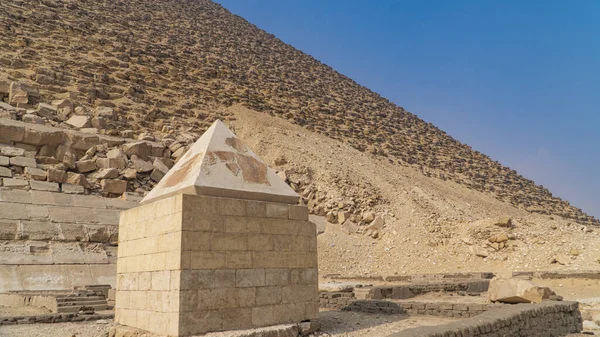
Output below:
[388,301,582,337]
[116,194,318,336]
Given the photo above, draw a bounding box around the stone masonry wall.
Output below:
[116,194,319,336]
[388,301,582,337]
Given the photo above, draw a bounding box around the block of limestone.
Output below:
[115,120,318,336]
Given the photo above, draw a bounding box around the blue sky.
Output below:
[216,0,600,218]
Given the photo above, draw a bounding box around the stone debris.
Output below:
[0,0,595,227]
[487,277,560,304]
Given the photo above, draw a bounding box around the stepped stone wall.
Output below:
[388,301,582,337]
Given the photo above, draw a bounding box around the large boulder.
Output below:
[487,277,559,304]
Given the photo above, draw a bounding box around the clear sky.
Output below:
[216,0,600,218]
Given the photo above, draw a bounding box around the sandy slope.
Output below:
[229,105,600,276]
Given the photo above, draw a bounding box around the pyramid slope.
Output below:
[141,120,299,204]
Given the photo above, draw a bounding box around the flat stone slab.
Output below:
[141,120,299,205]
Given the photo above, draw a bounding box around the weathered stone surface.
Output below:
[101,179,127,194]
[142,120,299,205]
[62,183,85,194]
[2,178,28,188]
[96,168,119,179]
[67,172,90,188]
[96,157,127,170]
[9,156,36,168]
[47,169,68,183]
[150,158,169,182]
[0,147,25,157]
[0,167,12,178]
[131,155,153,173]
[76,159,97,173]
[117,194,317,336]
[30,181,60,192]
[22,114,44,125]
[0,156,9,167]
[366,216,385,230]
[122,141,150,160]
[469,245,489,258]
[24,167,47,181]
[488,277,558,304]
[66,115,91,128]
[95,106,117,121]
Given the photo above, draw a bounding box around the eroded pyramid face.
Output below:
[141,120,299,204]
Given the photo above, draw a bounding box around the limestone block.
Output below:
[0,167,12,177]
[95,106,117,121]
[26,205,49,219]
[131,155,153,173]
[20,221,62,240]
[289,205,309,221]
[62,183,85,194]
[101,179,127,194]
[82,244,109,264]
[30,181,60,192]
[24,167,47,180]
[190,251,226,270]
[31,190,74,206]
[246,200,267,218]
[0,203,28,219]
[96,168,120,179]
[76,159,97,173]
[488,277,558,303]
[223,308,253,331]
[22,113,44,124]
[0,146,25,157]
[9,156,36,167]
[211,233,247,251]
[0,265,24,293]
[36,103,57,119]
[247,234,274,251]
[50,242,86,264]
[226,251,253,268]
[47,169,68,183]
[85,225,113,243]
[266,269,290,286]
[96,157,127,170]
[0,156,10,166]
[266,203,289,219]
[22,127,64,147]
[123,141,151,160]
[66,115,91,128]
[219,198,246,216]
[0,123,24,143]
[236,269,266,288]
[252,305,275,327]
[0,220,18,239]
[0,189,31,203]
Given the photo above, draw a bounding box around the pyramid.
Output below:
[141,120,299,204]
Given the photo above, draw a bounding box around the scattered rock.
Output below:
[488,277,559,304]
[469,246,489,258]
[100,179,127,194]
[495,217,513,227]
[66,115,91,128]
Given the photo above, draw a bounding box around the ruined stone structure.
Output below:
[115,121,318,336]
[0,0,596,225]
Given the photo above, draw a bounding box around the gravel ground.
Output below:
[0,311,455,337]
[0,319,114,337]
